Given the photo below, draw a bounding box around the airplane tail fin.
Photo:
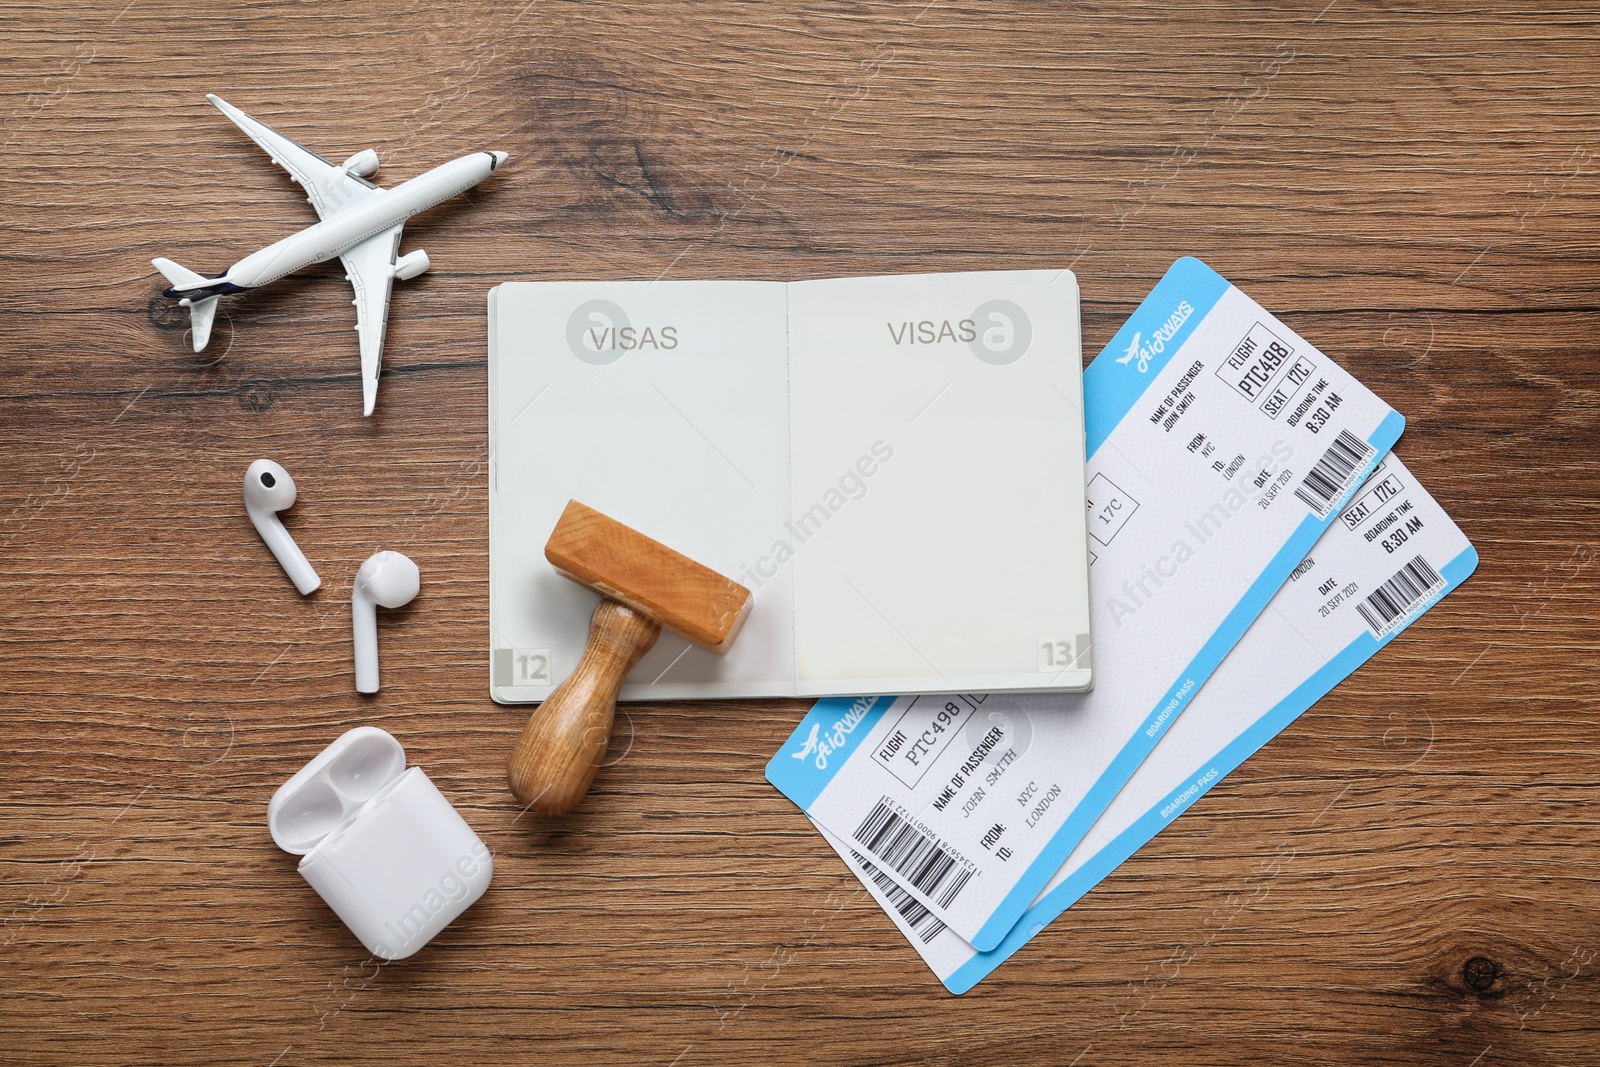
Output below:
[152,256,208,290]
[182,296,220,352]
[152,257,221,351]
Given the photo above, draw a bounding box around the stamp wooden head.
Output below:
[507,501,753,813]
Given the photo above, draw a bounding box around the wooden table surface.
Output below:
[3,1,1598,1064]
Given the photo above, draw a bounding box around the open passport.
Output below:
[487,270,1093,702]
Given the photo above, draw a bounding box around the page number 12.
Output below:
[513,649,552,685]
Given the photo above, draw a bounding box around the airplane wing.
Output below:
[339,225,404,417]
[207,94,380,221]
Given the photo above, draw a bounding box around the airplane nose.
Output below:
[488,151,508,171]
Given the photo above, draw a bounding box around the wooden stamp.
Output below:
[507,500,753,813]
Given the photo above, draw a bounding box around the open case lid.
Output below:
[268,726,408,855]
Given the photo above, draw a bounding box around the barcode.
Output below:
[1294,429,1375,517]
[1356,555,1444,636]
[851,849,948,943]
[852,797,975,908]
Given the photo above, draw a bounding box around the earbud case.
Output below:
[268,726,492,959]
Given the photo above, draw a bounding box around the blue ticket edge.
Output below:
[941,542,1480,993]
[765,257,1406,951]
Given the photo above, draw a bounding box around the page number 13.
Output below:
[1039,637,1074,671]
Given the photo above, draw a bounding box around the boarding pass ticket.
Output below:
[766,258,1405,950]
[819,452,1477,991]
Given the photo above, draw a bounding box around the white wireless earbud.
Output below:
[244,459,320,595]
[352,551,420,693]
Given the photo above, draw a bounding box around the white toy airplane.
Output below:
[153,94,507,415]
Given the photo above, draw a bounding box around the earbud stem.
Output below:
[353,595,379,693]
[250,512,321,595]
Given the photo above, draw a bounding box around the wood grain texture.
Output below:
[2,1,1598,1064]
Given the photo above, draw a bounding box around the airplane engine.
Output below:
[341,148,380,177]
[393,249,430,281]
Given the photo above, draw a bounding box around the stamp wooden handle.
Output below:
[507,599,661,814]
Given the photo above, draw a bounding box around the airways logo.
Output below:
[790,723,821,762]
[1116,331,1148,372]
[1114,299,1196,374]
[789,697,875,770]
